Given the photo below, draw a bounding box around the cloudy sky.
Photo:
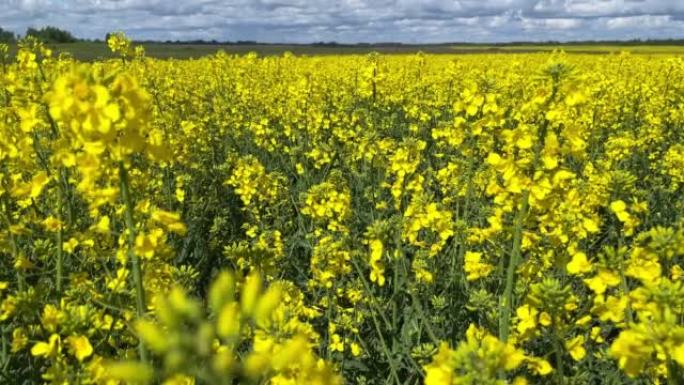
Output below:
[1,0,684,43]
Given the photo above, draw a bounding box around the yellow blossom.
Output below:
[565,335,586,361]
[31,334,61,359]
[67,335,93,362]
[567,252,592,275]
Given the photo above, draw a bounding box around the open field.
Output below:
[450,44,684,54]
[3,36,684,385]
[5,41,684,60]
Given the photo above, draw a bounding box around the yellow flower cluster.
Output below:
[424,324,551,385]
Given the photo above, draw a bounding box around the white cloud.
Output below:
[522,17,584,30]
[0,0,683,42]
[605,14,671,29]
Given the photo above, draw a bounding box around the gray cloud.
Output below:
[1,0,683,42]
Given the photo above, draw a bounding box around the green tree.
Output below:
[0,27,15,43]
[25,26,78,43]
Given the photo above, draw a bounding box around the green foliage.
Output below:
[25,26,78,43]
[0,27,15,43]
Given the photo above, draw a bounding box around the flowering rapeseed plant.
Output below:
[1,34,684,384]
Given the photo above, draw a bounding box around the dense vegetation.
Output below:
[25,26,78,44]
[1,34,684,385]
[0,27,16,43]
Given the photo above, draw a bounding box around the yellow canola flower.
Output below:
[135,320,170,353]
[31,334,61,359]
[583,269,621,294]
[565,335,586,361]
[610,200,628,219]
[567,252,592,275]
[163,374,195,385]
[539,312,552,327]
[104,361,154,384]
[107,31,133,57]
[582,217,600,233]
[625,255,661,283]
[674,344,684,368]
[66,335,94,362]
[368,239,385,286]
[593,295,628,323]
[16,49,37,70]
[350,342,362,357]
[42,216,63,232]
[591,327,605,343]
[63,237,80,253]
[150,209,187,235]
[40,304,62,332]
[525,356,553,376]
[609,330,653,377]
[424,343,454,385]
[464,251,494,281]
[209,271,235,312]
[12,171,51,199]
[330,334,344,352]
[11,328,28,353]
[516,304,539,335]
[253,284,282,328]
[217,302,241,340]
[241,272,262,316]
[134,229,164,259]
[16,104,42,133]
[13,254,34,271]
[609,200,640,235]
[424,324,531,385]
[93,215,111,234]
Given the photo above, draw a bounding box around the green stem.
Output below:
[351,258,401,385]
[399,257,440,345]
[618,264,634,325]
[118,162,148,363]
[499,190,529,342]
[52,169,70,298]
[56,185,63,295]
[552,332,565,385]
[455,157,475,292]
[325,287,334,361]
[667,356,682,385]
[1,326,7,369]
[3,201,23,292]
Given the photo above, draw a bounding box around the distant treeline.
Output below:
[26,26,78,43]
[94,38,684,47]
[124,39,684,47]
[1,25,683,46]
[0,27,15,43]
[0,26,77,43]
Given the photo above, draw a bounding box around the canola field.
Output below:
[2,34,684,385]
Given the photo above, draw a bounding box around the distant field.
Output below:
[457,44,684,54]
[6,41,684,60]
